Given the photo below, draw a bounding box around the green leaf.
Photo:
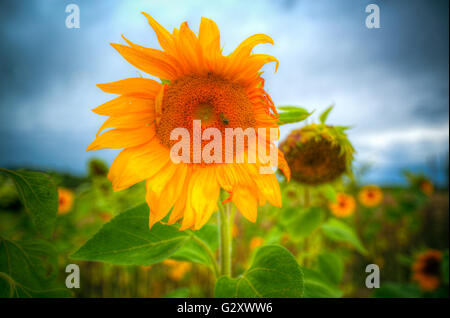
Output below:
[171,225,218,266]
[277,106,312,125]
[160,78,170,85]
[71,204,189,265]
[0,238,71,297]
[319,105,333,124]
[0,169,58,238]
[302,267,343,298]
[316,252,344,285]
[214,245,304,298]
[285,207,324,240]
[321,218,367,254]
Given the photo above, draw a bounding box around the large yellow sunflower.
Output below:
[87,13,290,231]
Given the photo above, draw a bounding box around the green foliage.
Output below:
[319,105,333,124]
[319,184,337,203]
[372,283,422,298]
[0,238,71,297]
[277,106,312,125]
[282,207,324,240]
[302,267,342,298]
[171,225,218,266]
[321,218,367,254]
[316,252,344,286]
[164,287,190,298]
[72,204,218,271]
[0,168,58,238]
[214,245,304,298]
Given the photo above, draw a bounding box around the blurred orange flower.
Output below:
[163,259,192,281]
[329,193,356,218]
[420,179,434,196]
[250,236,264,251]
[57,188,74,215]
[358,185,383,207]
[412,249,442,291]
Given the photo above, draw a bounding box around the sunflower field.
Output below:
[0,8,448,301]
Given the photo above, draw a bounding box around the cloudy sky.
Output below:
[0,0,448,185]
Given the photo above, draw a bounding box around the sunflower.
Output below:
[412,250,443,291]
[87,13,290,230]
[329,193,355,218]
[57,187,74,215]
[358,185,383,207]
[279,122,354,185]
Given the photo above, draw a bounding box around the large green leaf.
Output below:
[0,238,71,297]
[302,267,342,298]
[277,106,312,125]
[316,252,344,285]
[214,245,304,298]
[171,225,218,266]
[321,218,367,254]
[71,204,190,265]
[0,169,58,238]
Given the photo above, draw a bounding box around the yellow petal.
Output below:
[141,12,176,54]
[278,149,291,181]
[252,171,282,207]
[229,34,274,59]
[111,43,178,80]
[92,96,154,116]
[226,34,274,79]
[232,186,258,222]
[167,167,192,225]
[232,54,278,83]
[96,112,155,136]
[189,166,220,230]
[97,78,162,98]
[121,35,184,77]
[147,162,188,228]
[107,138,170,191]
[86,125,155,151]
[198,17,221,69]
[175,22,203,73]
[215,164,237,192]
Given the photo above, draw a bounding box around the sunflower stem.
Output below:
[218,201,233,277]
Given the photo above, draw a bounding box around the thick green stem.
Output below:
[218,202,233,277]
